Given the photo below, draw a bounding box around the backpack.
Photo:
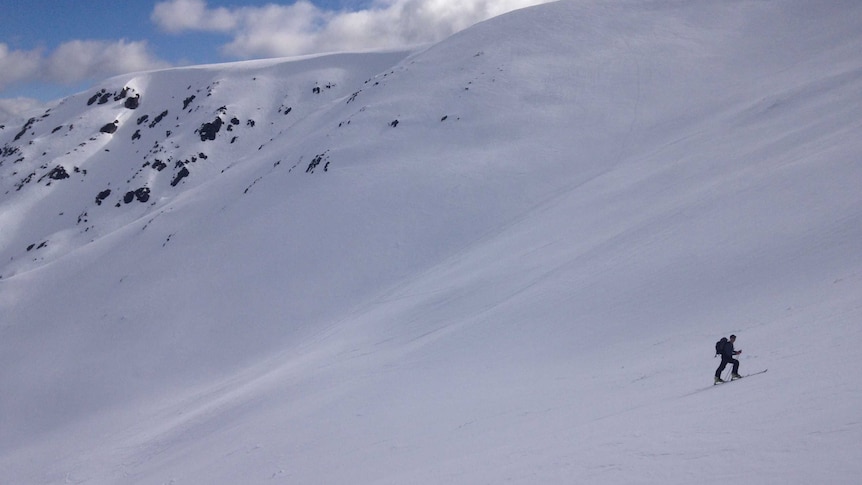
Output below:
[715,337,728,356]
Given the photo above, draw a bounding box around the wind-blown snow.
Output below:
[2,1,861,483]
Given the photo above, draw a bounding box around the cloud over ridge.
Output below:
[0,40,169,92]
[1,0,552,116]
[153,0,555,58]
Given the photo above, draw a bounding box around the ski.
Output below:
[714,368,767,385]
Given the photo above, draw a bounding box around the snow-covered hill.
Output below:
[2,1,861,483]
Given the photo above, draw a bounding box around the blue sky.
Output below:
[0,0,551,115]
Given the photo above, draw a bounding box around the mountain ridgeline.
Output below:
[0,51,413,278]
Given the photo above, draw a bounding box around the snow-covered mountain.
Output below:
[2,1,861,483]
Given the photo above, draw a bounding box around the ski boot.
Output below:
[714,376,725,384]
[731,373,743,380]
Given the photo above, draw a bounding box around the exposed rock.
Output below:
[148,110,169,128]
[124,95,141,110]
[46,166,70,180]
[171,167,190,186]
[183,95,196,110]
[95,189,111,205]
[134,187,150,202]
[198,118,223,141]
[123,187,150,204]
[100,121,119,134]
[306,152,330,173]
[14,117,37,141]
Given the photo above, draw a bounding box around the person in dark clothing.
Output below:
[715,334,742,383]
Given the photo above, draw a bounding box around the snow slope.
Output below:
[2,0,861,483]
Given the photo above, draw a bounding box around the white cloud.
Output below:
[0,40,169,96]
[151,0,238,33]
[152,0,555,58]
[1,0,551,102]
[45,40,171,84]
[0,96,46,124]
[221,2,333,57]
[0,43,43,91]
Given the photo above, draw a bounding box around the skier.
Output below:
[715,334,742,383]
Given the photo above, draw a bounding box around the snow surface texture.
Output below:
[2,1,861,483]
